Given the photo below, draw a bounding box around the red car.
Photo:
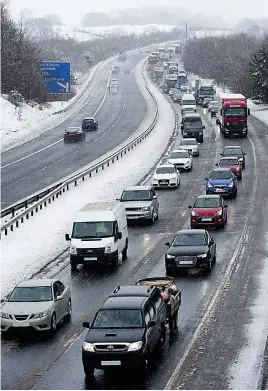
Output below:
[216,157,242,179]
[189,195,228,229]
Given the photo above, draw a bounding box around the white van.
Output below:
[181,93,197,114]
[65,202,128,271]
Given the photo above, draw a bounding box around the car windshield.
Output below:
[224,108,246,117]
[170,151,188,158]
[180,140,197,146]
[194,198,221,208]
[72,221,114,238]
[183,100,196,105]
[172,234,206,246]
[156,166,175,174]
[184,122,202,129]
[121,190,151,202]
[9,286,53,302]
[210,171,232,180]
[210,102,219,107]
[92,309,143,329]
[223,148,243,156]
[220,159,239,166]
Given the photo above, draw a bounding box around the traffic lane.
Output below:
[1,116,218,390]
[1,51,145,166]
[28,148,257,391]
[0,121,217,389]
[162,118,268,390]
[1,69,147,207]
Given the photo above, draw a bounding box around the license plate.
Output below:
[101,360,121,366]
[13,322,29,327]
[216,188,224,192]
[178,260,193,265]
[84,257,97,261]
[202,218,212,222]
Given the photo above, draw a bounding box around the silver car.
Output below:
[118,185,159,224]
[178,138,200,157]
[0,279,71,333]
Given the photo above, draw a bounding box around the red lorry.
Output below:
[216,93,250,138]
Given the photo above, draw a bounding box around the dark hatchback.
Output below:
[64,127,85,143]
[220,146,246,169]
[165,229,216,274]
[82,118,98,131]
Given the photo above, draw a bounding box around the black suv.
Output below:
[82,285,167,378]
[181,113,205,143]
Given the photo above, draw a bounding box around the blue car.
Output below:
[205,168,237,199]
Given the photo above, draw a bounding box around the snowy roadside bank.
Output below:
[1,64,175,297]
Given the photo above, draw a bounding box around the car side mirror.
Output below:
[219,153,222,156]
[1,298,5,303]
[165,242,171,247]
[65,234,70,241]
[116,198,121,201]
[224,205,228,208]
[56,295,63,301]
[153,195,157,199]
[118,232,122,239]
[243,152,246,155]
[204,177,208,181]
[211,238,215,243]
[148,320,156,328]
[83,321,90,328]
[203,125,205,129]
[188,206,192,209]
[215,163,219,166]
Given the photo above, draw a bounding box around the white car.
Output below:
[168,149,193,171]
[178,138,200,156]
[110,79,119,85]
[152,164,180,189]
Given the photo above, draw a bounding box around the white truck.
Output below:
[65,202,128,271]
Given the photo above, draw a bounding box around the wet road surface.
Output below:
[1,85,268,390]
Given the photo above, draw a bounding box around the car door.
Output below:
[188,150,193,166]
[148,301,159,350]
[207,232,216,260]
[144,307,154,352]
[53,281,65,320]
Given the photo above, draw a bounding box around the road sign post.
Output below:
[40,61,71,94]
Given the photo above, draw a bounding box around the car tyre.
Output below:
[155,326,166,356]
[70,261,77,272]
[212,251,217,263]
[84,366,94,379]
[149,212,155,225]
[111,251,119,268]
[50,313,57,333]
[64,299,72,321]
[206,260,212,272]
[232,190,237,199]
[166,267,175,276]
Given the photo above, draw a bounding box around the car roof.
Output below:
[16,279,54,287]
[108,285,155,298]
[175,229,207,235]
[66,127,81,131]
[180,138,197,142]
[195,194,222,199]
[171,149,188,153]
[102,296,146,310]
[156,164,176,169]
[83,117,94,120]
[124,185,152,191]
[223,145,242,149]
[211,167,232,172]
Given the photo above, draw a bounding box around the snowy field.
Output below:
[1,62,175,297]
[53,24,176,42]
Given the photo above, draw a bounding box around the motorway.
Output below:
[1,51,148,209]
[2,78,268,389]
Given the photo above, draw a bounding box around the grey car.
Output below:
[178,138,200,156]
[118,185,159,224]
[0,279,72,334]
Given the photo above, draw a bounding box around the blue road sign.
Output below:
[40,61,71,94]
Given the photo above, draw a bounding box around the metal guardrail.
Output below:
[1,63,159,236]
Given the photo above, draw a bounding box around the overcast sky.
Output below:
[9,0,268,25]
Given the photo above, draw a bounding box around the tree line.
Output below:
[183,34,268,104]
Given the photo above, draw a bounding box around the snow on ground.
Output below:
[1,65,175,297]
[227,232,268,389]
[53,24,176,42]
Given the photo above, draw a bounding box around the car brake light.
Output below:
[75,132,80,135]
[65,132,68,135]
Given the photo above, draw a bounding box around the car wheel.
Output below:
[65,299,72,321]
[155,327,166,356]
[232,191,237,199]
[212,251,217,263]
[206,260,212,272]
[122,240,128,261]
[149,212,155,225]
[111,251,119,268]
[70,261,77,272]
[188,165,192,171]
[50,313,57,333]
[166,267,175,276]
[190,224,197,229]
[84,365,94,379]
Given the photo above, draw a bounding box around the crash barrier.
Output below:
[1,63,158,236]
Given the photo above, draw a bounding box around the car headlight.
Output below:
[128,341,143,352]
[214,210,222,217]
[199,132,202,135]
[141,207,150,211]
[170,177,177,182]
[70,244,77,255]
[207,183,213,188]
[33,311,48,319]
[0,312,9,319]
[185,160,190,165]
[83,342,95,352]
[166,254,175,259]
[197,253,207,258]
[191,210,199,216]
[104,244,112,253]
[228,183,234,188]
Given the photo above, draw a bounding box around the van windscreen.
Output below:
[183,100,196,105]
[72,221,114,238]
